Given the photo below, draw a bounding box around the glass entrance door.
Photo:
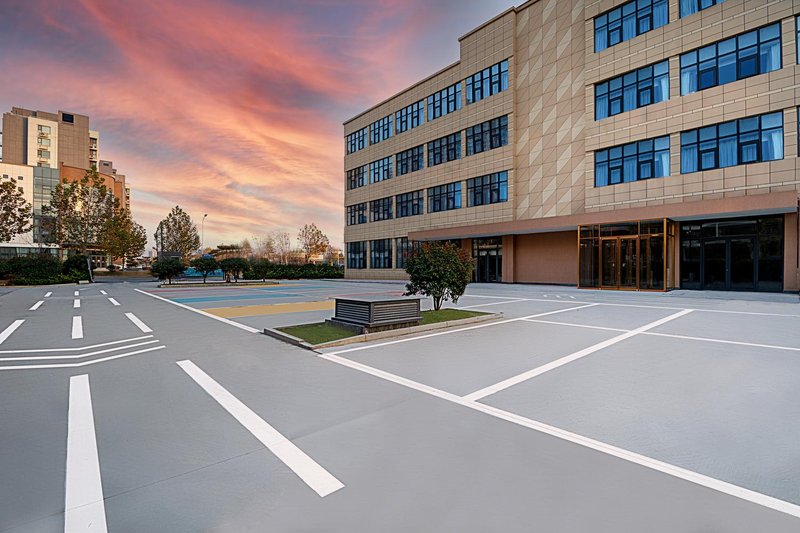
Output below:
[600,237,638,289]
[619,238,637,288]
[703,239,726,290]
[601,239,618,287]
[730,238,755,291]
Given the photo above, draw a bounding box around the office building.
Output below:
[343,0,800,292]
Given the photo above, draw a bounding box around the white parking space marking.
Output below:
[74,291,79,297]
[125,312,152,333]
[643,331,800,352]
[44,292,52,298]
[317,351,800,520]
[177,360,344,497]
[463,309,694,402]
[0,335,153,354]
[100,290,107,295]
[65,374,108,533]
[29,301,44,311]
[0,345,165,371]
[135,289,261,334]
[73,299,80,309]
[459,299,526,309]
[524,319,628,333]
[108,298,120,306]
[0,320,25,345]
[0,339,160,362]
[72,317,83,340]
[328,304,598,357]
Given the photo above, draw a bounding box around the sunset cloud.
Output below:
[0,0,513,249]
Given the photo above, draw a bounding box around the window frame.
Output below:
[466,116,508,156]
[346,203,368,226]
[595,60,669,120]
[466,60,510,104]
[346,241,367,269]
[427,182,462,213]
[396,145,425,176]
[595,136,671,187]
[369,115,393,145]
[346,127,367,154]
[369,239,393,269]
[369,157,393,184]
[369,196,393,222]
[467,171,509,206]
[427,83,462,121]
[427,133,462,166]
[395,100,425,134]
[396,190,424,218]
[594,0,668,53]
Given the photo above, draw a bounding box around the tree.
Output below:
[297,223,329,263]
[45,166,117,254]
[155,206,200,261]
[99,210,147,268]
[404,242,474,311]
[190,256,219,283]
[252,234,275,260]
[273,231,291,264]
[250,258,271,281]
[219,257,248,282]
[0,177,32,243]
[151,257,184,284]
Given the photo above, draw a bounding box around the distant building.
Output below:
[343,0,799,293]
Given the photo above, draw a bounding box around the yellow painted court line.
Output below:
[205,300,335,318]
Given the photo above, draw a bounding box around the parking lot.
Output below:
[1,279,799,531]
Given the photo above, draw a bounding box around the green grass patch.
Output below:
[278,322,356,345]
[419,309,489,325]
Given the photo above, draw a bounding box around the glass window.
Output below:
[680,0,725,17]
[427,82,462,120]
[680,23,781,96]
[369,196,393,222]
[395,101,425,134]
[346,242,367,269]
[346,127,367,154]
[595,60,669,120]
[370,239,392,269]
[680,111,783,173]
[369,115,393,145]
[396,145,425,176]
[595,135,670,187]
[369,157,393,184]
[466,60,510,104]
[467,171,509,206]
[594,0,668,52]
[346,203,367,226]
[396,190,424,218]
[396,237,420,269]
[466,115,508,156]
[428,182,462,213]
[427,133,461,166]
[346,165,367,190]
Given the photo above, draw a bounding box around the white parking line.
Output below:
[73,299,81,309]
[523,319,628,333]
[74,291,79,297]
[125,312,152,333]
[0,320,24,345]
[44,292,52,298]
[0,339,160,362]
[177,360,344,497]
[316,351,800,520]
[0,345,165,371]
[643,331,800,352]
[463,309,694,402]
[0,335,153,354]
[100,290,107,295]
[134,289,261,334]
[459,299,526,309]
[72,317,83,339]
[108,298,120,306]
[29,301,44,311]
[65,374,108,533]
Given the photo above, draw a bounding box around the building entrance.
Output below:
[473,238,502,282]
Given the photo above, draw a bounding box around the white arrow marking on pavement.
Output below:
[72,317,83,339]
[65,374,108,533]
[30,301,44,311]
[0,320,24,345]
[177,360,344,497]
[125,312,152,333]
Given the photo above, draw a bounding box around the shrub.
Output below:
[0,258,9,279]
[63,254,92,278]
[242,262,343,280]
[190,256,219,283]
[219,257,249,282]
[405,242,473,310]
[6,253,80,285]
[151,258,184,284]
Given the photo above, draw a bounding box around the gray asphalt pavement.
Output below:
[1,280,799,532]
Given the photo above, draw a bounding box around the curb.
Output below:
[263,312,504,352]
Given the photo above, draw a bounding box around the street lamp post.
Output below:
[201,214,208,254]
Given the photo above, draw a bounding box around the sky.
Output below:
[0,0,515,251]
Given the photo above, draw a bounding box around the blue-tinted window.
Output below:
[346,165,367,190]
[428,133,461,166]
[370,239,392,269]
[396,145,424,176]
[395,237,419,269]
[369,157,392,184]
[680,23,781,96]
[680,0,725,18]
[427,83,462,120]
[467,171,508,206]
[396,190,424,218]
[369,197,393,222]
[595,136,670,187]
[796,17,800,64]
[466,60,509,104]
[466,116,508,156]
[395,101,424,134]
[594,0,668,52]
[347,241,367,269]
[346,128,367,154]
[346,203,367,226]
[680,112,783,173]
[595,61,669,120]
[369,115,392,144]
[428,182,462,213]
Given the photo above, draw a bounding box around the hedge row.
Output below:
[0,254,91,285]
[243,263,344,280]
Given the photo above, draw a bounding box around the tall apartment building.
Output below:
[343,0,800,293]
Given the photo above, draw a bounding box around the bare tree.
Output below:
[297,223,330,263]
[252,234,276,260]
[273,231,291,265]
